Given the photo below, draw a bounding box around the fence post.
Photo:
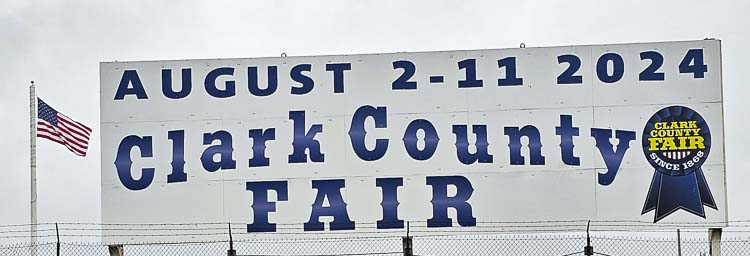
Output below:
[227,223,236,256]
[581,220,593,255]
[677,229,682,256]
[108,245,123,256]
[402,236,413,256]
[402,221,413,256]
[709,228,722,256]
[55,223,60,256]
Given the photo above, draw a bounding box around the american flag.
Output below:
[37,98,92,156]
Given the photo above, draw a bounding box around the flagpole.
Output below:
[29,81,38,254]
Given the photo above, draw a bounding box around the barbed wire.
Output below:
[2,220,750,248]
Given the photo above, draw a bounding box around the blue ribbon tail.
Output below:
[642,168,715,223]
[695,168,718,210]
[641,171,661,214]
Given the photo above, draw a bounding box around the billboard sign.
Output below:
[100,40,726,239]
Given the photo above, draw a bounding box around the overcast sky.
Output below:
[1,0,748,229]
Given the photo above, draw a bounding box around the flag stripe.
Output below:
[58,129,88,150]
[56,124,89,146]
[37,127,63,139]
[37,122,62,136]
[57,136,86,155]
[60,142,85,156]
[59,114,92,133]
[37,129,62,139]
[38,125,66,145]
[63,143,86,156]
[58,115,92,135]
[37,133,65,145]
[58,118,91,139]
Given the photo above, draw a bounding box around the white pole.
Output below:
[709,228,722,256]
[29,81,38,255]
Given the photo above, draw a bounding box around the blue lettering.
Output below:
[376,177,403,229]
[679,49,708,78]
[114,135,154,191]
[161,68,192,99]
[504,125,545,165]
[167,130,187,183]
[305,179,355,231]
[557,55,583,84]
[325,63,351,93]
[291,64,314,95]
[247,181,288,232]
[288,111,324,163]
[249,128,275,167]
[403,119,439,161]
[458,59,483,88]
[555,115,580,166]
[591,128,636,186]
[349,106,389,161]
[392,60,417,90]
[426,176,476,227]
[200,130,236,172]
[596,53,625,83]
[248,66,278,97]
[497,57,523,86]
[114,70,148,100]
[453,125,493,165]
[204,67,235,98]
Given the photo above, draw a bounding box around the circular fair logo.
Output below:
[642,106,711,176]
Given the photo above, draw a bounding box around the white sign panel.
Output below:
[100,40,726,240]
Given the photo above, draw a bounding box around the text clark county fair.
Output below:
[100,42,725,233]
[107,51,707,231]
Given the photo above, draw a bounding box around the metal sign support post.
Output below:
[403,221,413,256]
[108,245,124,256]
[709,228,722,256]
